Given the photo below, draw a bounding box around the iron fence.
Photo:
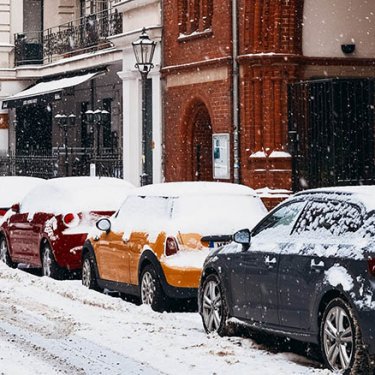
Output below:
[288,78,375,191]
[0,148,123,179]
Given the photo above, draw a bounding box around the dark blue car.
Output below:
[199,187,375,373]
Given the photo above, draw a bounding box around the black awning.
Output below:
[2,71,101,109]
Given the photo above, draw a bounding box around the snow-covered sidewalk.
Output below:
[0,264,329,374]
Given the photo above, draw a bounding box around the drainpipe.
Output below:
[232,0,240,184]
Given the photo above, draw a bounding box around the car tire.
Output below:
[82,253,101,291]
[0,237,16,268]
[320,297,370,373]
[41,243,63,280]
[201,274,232,336]
[140,265,168,312]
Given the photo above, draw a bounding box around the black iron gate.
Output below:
[288,79,375,191]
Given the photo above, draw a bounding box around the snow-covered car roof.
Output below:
[130,181,259,197]
[0,176,44,208]
[295,186,375,212]
[20,177,135,215]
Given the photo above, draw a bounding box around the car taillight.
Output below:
[0,209,7,216]
[165,236,179,256]
[63,213,80,228]
[368,258,375,277]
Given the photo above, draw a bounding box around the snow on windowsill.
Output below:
[249,151,291,159]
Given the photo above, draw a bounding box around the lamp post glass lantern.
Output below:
[132,28,156,186]
[55,112,76,176]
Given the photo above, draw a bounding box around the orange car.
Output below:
[81,182,267,311]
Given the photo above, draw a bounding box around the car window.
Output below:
[360,212,375,238]
[252,200,306,238]
[294,200,362,236]
[113,195,173,232]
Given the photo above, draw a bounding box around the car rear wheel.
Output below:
[82,253,100,291]
[201,274,231,336]
[42,244,62,280]
[140,265,168,312]
[320,298,370,373]
[0,237,16,268]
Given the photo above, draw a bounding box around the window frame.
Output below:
[251,199,308,239]
[291,197,364,237]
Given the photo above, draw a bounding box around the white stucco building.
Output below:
[0,0,162,186]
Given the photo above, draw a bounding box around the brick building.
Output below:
[162,0,375,192]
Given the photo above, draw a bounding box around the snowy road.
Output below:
[0,264,330,375]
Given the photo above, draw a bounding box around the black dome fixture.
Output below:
[341,43,355,54]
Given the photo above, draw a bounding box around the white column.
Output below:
[150,67,163,184]
[118,70,142,187]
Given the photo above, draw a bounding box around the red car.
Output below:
[0,177,134,278]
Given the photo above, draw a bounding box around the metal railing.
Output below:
[0,148,123,179]
[15,8,122,66]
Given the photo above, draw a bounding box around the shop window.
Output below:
[178,0,213,36]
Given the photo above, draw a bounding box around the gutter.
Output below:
[232,0,240,184]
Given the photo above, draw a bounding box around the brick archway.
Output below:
[189,102,213,181]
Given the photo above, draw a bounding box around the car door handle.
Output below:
[265,256,277,268]
[310,259,325,272]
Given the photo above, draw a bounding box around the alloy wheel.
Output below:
[141,271,155,305]
[42,247,52,277]
[82,258,92,288]
[202,279,223,332]
[323,305,354,371]
[0,239,7,264]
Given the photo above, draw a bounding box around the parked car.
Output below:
[0,176,44,219]
[0,177,134,278]
[199,186,375,373]
[82,182,267,311]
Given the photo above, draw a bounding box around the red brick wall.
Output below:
[163,75,232,181]
[163,0,232,67]
[162,0,304,190]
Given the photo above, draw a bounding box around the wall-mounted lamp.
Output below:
[341,44,355,54]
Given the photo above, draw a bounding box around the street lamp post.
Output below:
[55,113,76,176]
[85,108,110,157]
[132,27,156,186]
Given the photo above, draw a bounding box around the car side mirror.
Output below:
[11,203,20,213]
[233,229,251,245]
[96,218,111,233]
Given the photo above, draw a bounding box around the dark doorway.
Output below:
[288,79,375,190]
[191,103,213,181]
[16,105,52,154]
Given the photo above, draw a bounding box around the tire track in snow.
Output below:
[0,291,161,374]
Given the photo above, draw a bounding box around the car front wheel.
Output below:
[42,244,62,279]
[0,237,16,268]
[320,298,370,373]
[140,265,168,312]
[201,274,231,336]
[82,253,100,291]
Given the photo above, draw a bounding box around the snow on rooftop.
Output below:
[130,181,259,197]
